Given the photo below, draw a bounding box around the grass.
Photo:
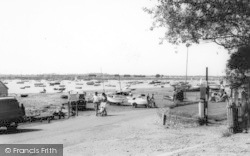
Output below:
[156,90,228,127]
[171,100,227,121]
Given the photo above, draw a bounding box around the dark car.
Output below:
[0,97,25,130]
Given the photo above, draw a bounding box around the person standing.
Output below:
[99,93,107,116]
[220,80,225,91]
[151,94,156,108]
[147,94,150,108]
[93,92,100,116]
[101,93,107,102]
[173,88,177,101]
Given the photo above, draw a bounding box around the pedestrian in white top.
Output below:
[93,92,100,116]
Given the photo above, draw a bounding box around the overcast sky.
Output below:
[0,0,230,76]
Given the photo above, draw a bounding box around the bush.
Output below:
[222,131,232,137]
[197,117,206,125]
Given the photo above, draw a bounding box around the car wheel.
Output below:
[6,122,17,131]
[133,103,137,108]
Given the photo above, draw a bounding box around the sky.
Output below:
[0,0,230,76]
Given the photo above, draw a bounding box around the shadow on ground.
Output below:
[0,128,42,135]
[85,108,95,111]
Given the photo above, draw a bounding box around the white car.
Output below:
[127,94,148,108]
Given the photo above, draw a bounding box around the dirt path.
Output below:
[1,108,250,156]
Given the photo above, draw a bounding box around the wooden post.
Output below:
[68,101,71,119]
[198,100,204,118]
[227,89,240,133]
[162,114,166,125]
[248,81,250,127]
[205,67,209,125]
[76,93,78,116]
[248,81,250,99]
[200,85,206,122]
[68,91,71,119]
[228,101,236,133]
[234,89,240,132]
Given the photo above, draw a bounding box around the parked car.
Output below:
[0,97,25,130]
[71,94,87,111]
[127,94,148,108]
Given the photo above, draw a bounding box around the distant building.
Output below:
[124,74,131,77]
[134,75,145,77]
[0,81,8,97]
[88,74,97,77]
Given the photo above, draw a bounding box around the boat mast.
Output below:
[119,75,122,92]
[101,68,105,93]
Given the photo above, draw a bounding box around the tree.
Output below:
[227,46,250,73]
[226,46,250,88]
[155,74,161,78]
[144,0,250,51]
[88,74,96,77]
[124,74,131,77]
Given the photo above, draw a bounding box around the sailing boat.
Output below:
[101,68,105,93]
[199,78,203,85]
[106,75,129,105]
[118,75,122,92]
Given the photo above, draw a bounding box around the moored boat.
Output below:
[17,81,25,84]
[20,94,28,97]
[86,81,94,85]
[94,83,101,86]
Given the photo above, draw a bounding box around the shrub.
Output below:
[222,131,232,137]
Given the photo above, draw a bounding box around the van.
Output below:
[0,97,25,130]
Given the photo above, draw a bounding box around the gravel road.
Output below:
[1,108,250,156]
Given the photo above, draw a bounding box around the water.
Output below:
[4,79,172,94]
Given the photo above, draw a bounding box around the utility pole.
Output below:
[205,67,209,125]
[185,43,191,83]
[185,43,191,99]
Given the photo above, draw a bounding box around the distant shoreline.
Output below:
[0,75,224,81]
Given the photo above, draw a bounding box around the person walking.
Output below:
[93,92,100,116]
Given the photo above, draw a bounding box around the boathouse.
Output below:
[0,81,8,97]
